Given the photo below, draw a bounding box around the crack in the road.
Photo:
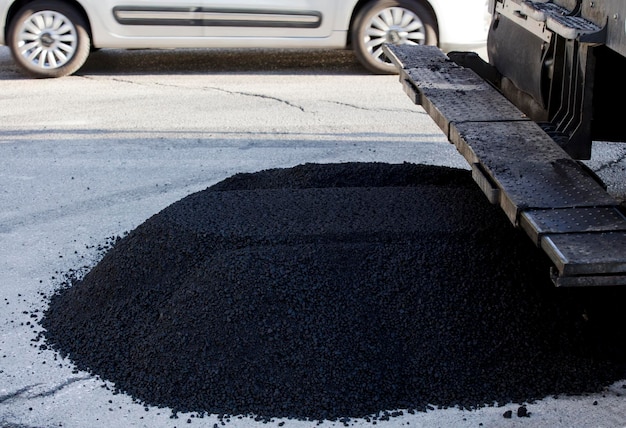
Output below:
[592,149,626,174]
[0,386,36,404]
[92,77,308,112]
[206,86,306,112]
[326,100,420,114]
[0,377,91,404]
[84,75,428,115]
[28,377,91,398]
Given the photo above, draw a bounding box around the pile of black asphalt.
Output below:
[40,162,626,422]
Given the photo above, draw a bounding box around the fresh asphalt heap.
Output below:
[40,163,626,422]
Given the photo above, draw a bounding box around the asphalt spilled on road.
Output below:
[40,162,626,423]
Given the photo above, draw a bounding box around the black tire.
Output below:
[351,0,438,74]
[7,1,91,78]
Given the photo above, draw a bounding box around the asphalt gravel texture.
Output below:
[40,162,626,422]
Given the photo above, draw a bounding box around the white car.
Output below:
[0,0,490,78]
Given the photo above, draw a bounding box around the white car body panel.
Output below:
[0,0,488,50]
[87,0,350,46]
[429,0,491,51]
[90,0,205,40]
[81,0,359,49]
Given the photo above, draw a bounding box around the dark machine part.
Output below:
[475,0,626,159]
[385,43,626,287]
[383,0,626,287]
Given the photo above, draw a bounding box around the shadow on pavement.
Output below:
[80,48,369,76]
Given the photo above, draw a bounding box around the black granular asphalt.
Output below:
[40,162,626,422]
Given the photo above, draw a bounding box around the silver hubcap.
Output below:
[364,7,425,64]
[17,10,78,69]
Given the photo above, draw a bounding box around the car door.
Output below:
[199,0,338,40]
[91,0,205,43]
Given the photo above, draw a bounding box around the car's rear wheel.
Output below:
[7,1,90,78]
[351,0,438,74]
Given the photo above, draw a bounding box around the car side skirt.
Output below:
[113,7,323,29]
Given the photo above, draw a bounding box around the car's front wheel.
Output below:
[351,0,438,74]
[7,1,91,78]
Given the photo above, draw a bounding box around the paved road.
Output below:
[1,46,625,428]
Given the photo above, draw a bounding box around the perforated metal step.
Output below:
[498,0,604,42]
[384,44,626,287]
